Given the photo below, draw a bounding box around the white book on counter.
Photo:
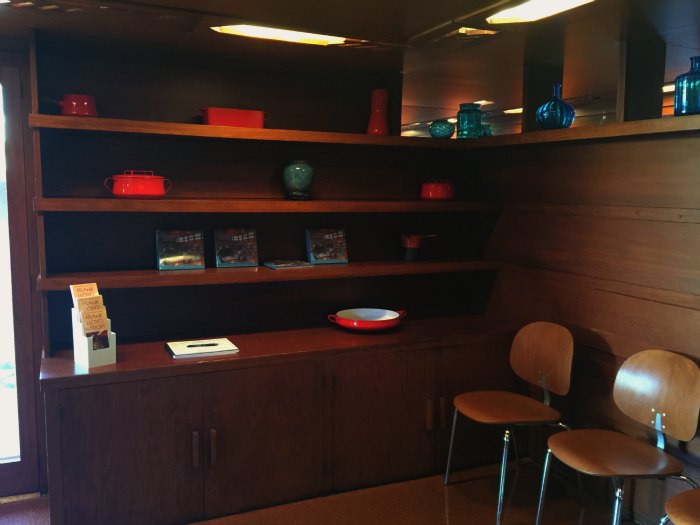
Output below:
[166,337,239,359]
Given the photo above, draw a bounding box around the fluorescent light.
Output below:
[447,118,458,123]
[487,0,596,24]
[503,107,523,114]
[211,24,346,46]
[474,99,494,106]
[458,27,498,36]
[662,84,675,93]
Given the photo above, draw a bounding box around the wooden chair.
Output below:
[444,321,574,525]
[659,486,700,525]
[535,349,700,525]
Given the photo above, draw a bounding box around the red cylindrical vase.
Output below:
[367,88,389,135]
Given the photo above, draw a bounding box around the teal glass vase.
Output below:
[674,56,700,116]
[536,83,575,129]
[456,103,482,138]
[283,160,314,200]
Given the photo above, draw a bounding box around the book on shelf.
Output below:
[166,337,239,359]
[156,229,205,270]
[214,227,258,268]
[305,228,348,264]
[263,259,313,269]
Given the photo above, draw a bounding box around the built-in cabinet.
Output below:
[41,320,516,525]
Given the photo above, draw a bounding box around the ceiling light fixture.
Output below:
[503,107,523,114]
[486,0,596,24]
[211,24,348,46]
[474,99,494,106]
[662,84,675,93]
[458,27,498,36]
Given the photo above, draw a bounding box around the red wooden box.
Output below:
[202,107,265,128]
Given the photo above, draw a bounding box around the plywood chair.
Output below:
[444,321,574,525]
[536,349,700,525]
[659,486,700,525]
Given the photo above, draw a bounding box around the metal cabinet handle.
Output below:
[210,429,217,466]
[192,431,200,469]
[426,398,435,431]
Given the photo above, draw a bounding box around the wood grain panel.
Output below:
[331,347,434,491]
[487,267,700,361]
[203,361,327,517]
[480,133,700,209]
[59,376,203,525]
[487,210,700,295]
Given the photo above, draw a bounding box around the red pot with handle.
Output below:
[104,170,172,199]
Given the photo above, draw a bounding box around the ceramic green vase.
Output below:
[283,160,314,200]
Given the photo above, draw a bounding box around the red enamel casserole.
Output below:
[328,308,407,331]
[104,170,172,199]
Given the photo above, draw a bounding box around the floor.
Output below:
[0,465,625,525]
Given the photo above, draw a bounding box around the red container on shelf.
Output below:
[201,107,265,128]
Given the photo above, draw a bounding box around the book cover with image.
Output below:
[215,228,258,268]
[156,229,205,270]
[305,229,348,264]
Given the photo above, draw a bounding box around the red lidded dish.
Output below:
[104,170,172,199]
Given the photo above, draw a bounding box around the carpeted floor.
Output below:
[0,465,628,525]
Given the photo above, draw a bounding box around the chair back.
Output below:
[613,349,700,442]
[510,321,574,396]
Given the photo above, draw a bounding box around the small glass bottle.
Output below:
[456,103,482,138]
[674,56,700,116]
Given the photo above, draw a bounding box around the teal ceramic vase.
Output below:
[283,160,314,200]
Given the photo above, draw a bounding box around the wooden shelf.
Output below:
[29,114,465,149]
[29,113,700,150]
[37,259,501,291]
[34,197,498,214]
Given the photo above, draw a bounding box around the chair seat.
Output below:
[666,488,700,525]
[548,428,684,478]
[454,390,560,425]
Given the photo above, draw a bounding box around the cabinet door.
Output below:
[435,339,517,471]
[331,348,434,491]
[203,361,327,517]
[59,375,203,525]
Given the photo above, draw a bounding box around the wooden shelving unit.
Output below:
[37,259,501,291]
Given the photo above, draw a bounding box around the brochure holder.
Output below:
[71,308,116,369]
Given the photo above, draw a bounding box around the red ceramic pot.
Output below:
[104,170,172,199]
[328,308,407,331]
[421,180,454,200]
[59,94,98,117]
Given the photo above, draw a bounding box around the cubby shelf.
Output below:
[37,259,501,291]
[34,197,498,214]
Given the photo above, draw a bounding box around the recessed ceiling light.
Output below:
[447,118,458,123]
[487,0,596,24]
[11,1,34,7]
[662,84,675,93]
[474,100,494,106]
[503,107,523,114]
[38,4,60,9]
[211,24,348,46]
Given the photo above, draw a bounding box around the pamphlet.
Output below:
[263,259,312,269]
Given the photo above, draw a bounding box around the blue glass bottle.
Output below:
[536,83,575,129]
[674,56,700,116]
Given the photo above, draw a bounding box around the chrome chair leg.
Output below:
[496,429,511,525]
[444,407,459,486]
[659,515,670,525]
[611,478,624,525]
[535,448,553,525]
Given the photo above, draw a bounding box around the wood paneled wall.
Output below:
[481,131,700,522]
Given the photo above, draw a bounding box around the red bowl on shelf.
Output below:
[104,170,172,199]
[420,180,454,200]
[328,308,407,331]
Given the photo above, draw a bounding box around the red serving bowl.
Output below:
[328,308,407,331]
[421,180,454,200]
[104,170,172,199]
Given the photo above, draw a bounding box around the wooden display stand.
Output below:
[71,308,116,369]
